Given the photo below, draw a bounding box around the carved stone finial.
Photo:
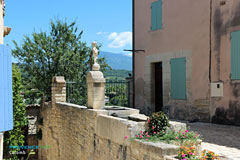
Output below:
[4,26,11,37]
[92,41,100,71]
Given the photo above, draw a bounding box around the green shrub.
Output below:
[4,64,28,159]
[146,111,170,136]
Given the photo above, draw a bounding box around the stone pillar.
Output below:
[87,71,105,109]
[0,132,3,160]
[51,76,66,105]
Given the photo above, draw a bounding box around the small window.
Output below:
[151,0,162,31]
[231,30,240,80]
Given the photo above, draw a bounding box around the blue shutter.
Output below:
[170,57,186,99]
[151,0,162,31]
[156,0,162,30]
[231,30,240,80]
[151,1,158,31]
[0,45,13,132]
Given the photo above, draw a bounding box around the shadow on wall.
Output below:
[212,101,240,126]
[135,78,147,113]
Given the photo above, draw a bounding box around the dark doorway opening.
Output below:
[154,62,163,112]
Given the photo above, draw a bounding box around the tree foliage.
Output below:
[4,64,28,159]
[13,18,110,105]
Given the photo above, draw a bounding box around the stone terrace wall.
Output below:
[38,77,179,160]
[38,102,178,160]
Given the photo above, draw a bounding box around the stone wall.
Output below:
[38,102,178,160]
[38,76,179,160]
[26,104,40,159]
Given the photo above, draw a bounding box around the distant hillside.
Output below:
[99,51,132,70]
[104,69,132,81]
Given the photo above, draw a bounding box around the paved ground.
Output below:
[187,122,240,160]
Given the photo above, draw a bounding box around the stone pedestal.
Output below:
[51,76,66,106]
[87,71,105,109]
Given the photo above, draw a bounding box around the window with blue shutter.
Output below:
[231,30,240,80]
[170,57,186,99]
[0,45,13,132]
[151,0,162,31]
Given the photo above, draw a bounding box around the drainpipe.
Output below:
[132,0,135,108]
[209,0,213,122]
[209,0,212,83]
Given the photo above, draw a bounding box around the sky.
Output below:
[4,0,132,55]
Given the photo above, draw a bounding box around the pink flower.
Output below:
[193,136,196,138]
[146,139,148,141]
[140,135,143,139]
[152,126,155,129]
[185,130,189,133]
[176,136,179,140]
[182,132,185,135]
[189,152,193,155]
[182,154,185,157]
[140,130,143,134]
[182,159,187,160]
[145,132,148,135]
[124,136,128,140]
[147,135,149,138]
[153,132,156,134]
[136,135,139,138]
[147,119,150,124]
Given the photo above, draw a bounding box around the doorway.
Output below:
[154,62,163,112]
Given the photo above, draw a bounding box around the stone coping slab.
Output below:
[56,102,87,109]
[104,106,140,118]
[128,113,148,122]
[132,139,179,156]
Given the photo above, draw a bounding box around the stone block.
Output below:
[87,71,105,109]
[105,106,140,118]
[167,121,187,132]
[131,140,179,157]
[52,76,65,83]
[128,114,148,122]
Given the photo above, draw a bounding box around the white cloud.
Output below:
[96,32,108,35]
[107,32,118,40]
[107,32,132,48]
[126,53,132,57]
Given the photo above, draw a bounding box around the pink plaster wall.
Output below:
[134,0,240,125]
[210,0,240,125]
[135,0,210,109]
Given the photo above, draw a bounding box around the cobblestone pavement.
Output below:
[187,122,240,160]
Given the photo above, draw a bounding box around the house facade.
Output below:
[134,0,240,125]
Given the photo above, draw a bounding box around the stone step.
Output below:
[194,99,210,106]
[196,108,209,112]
